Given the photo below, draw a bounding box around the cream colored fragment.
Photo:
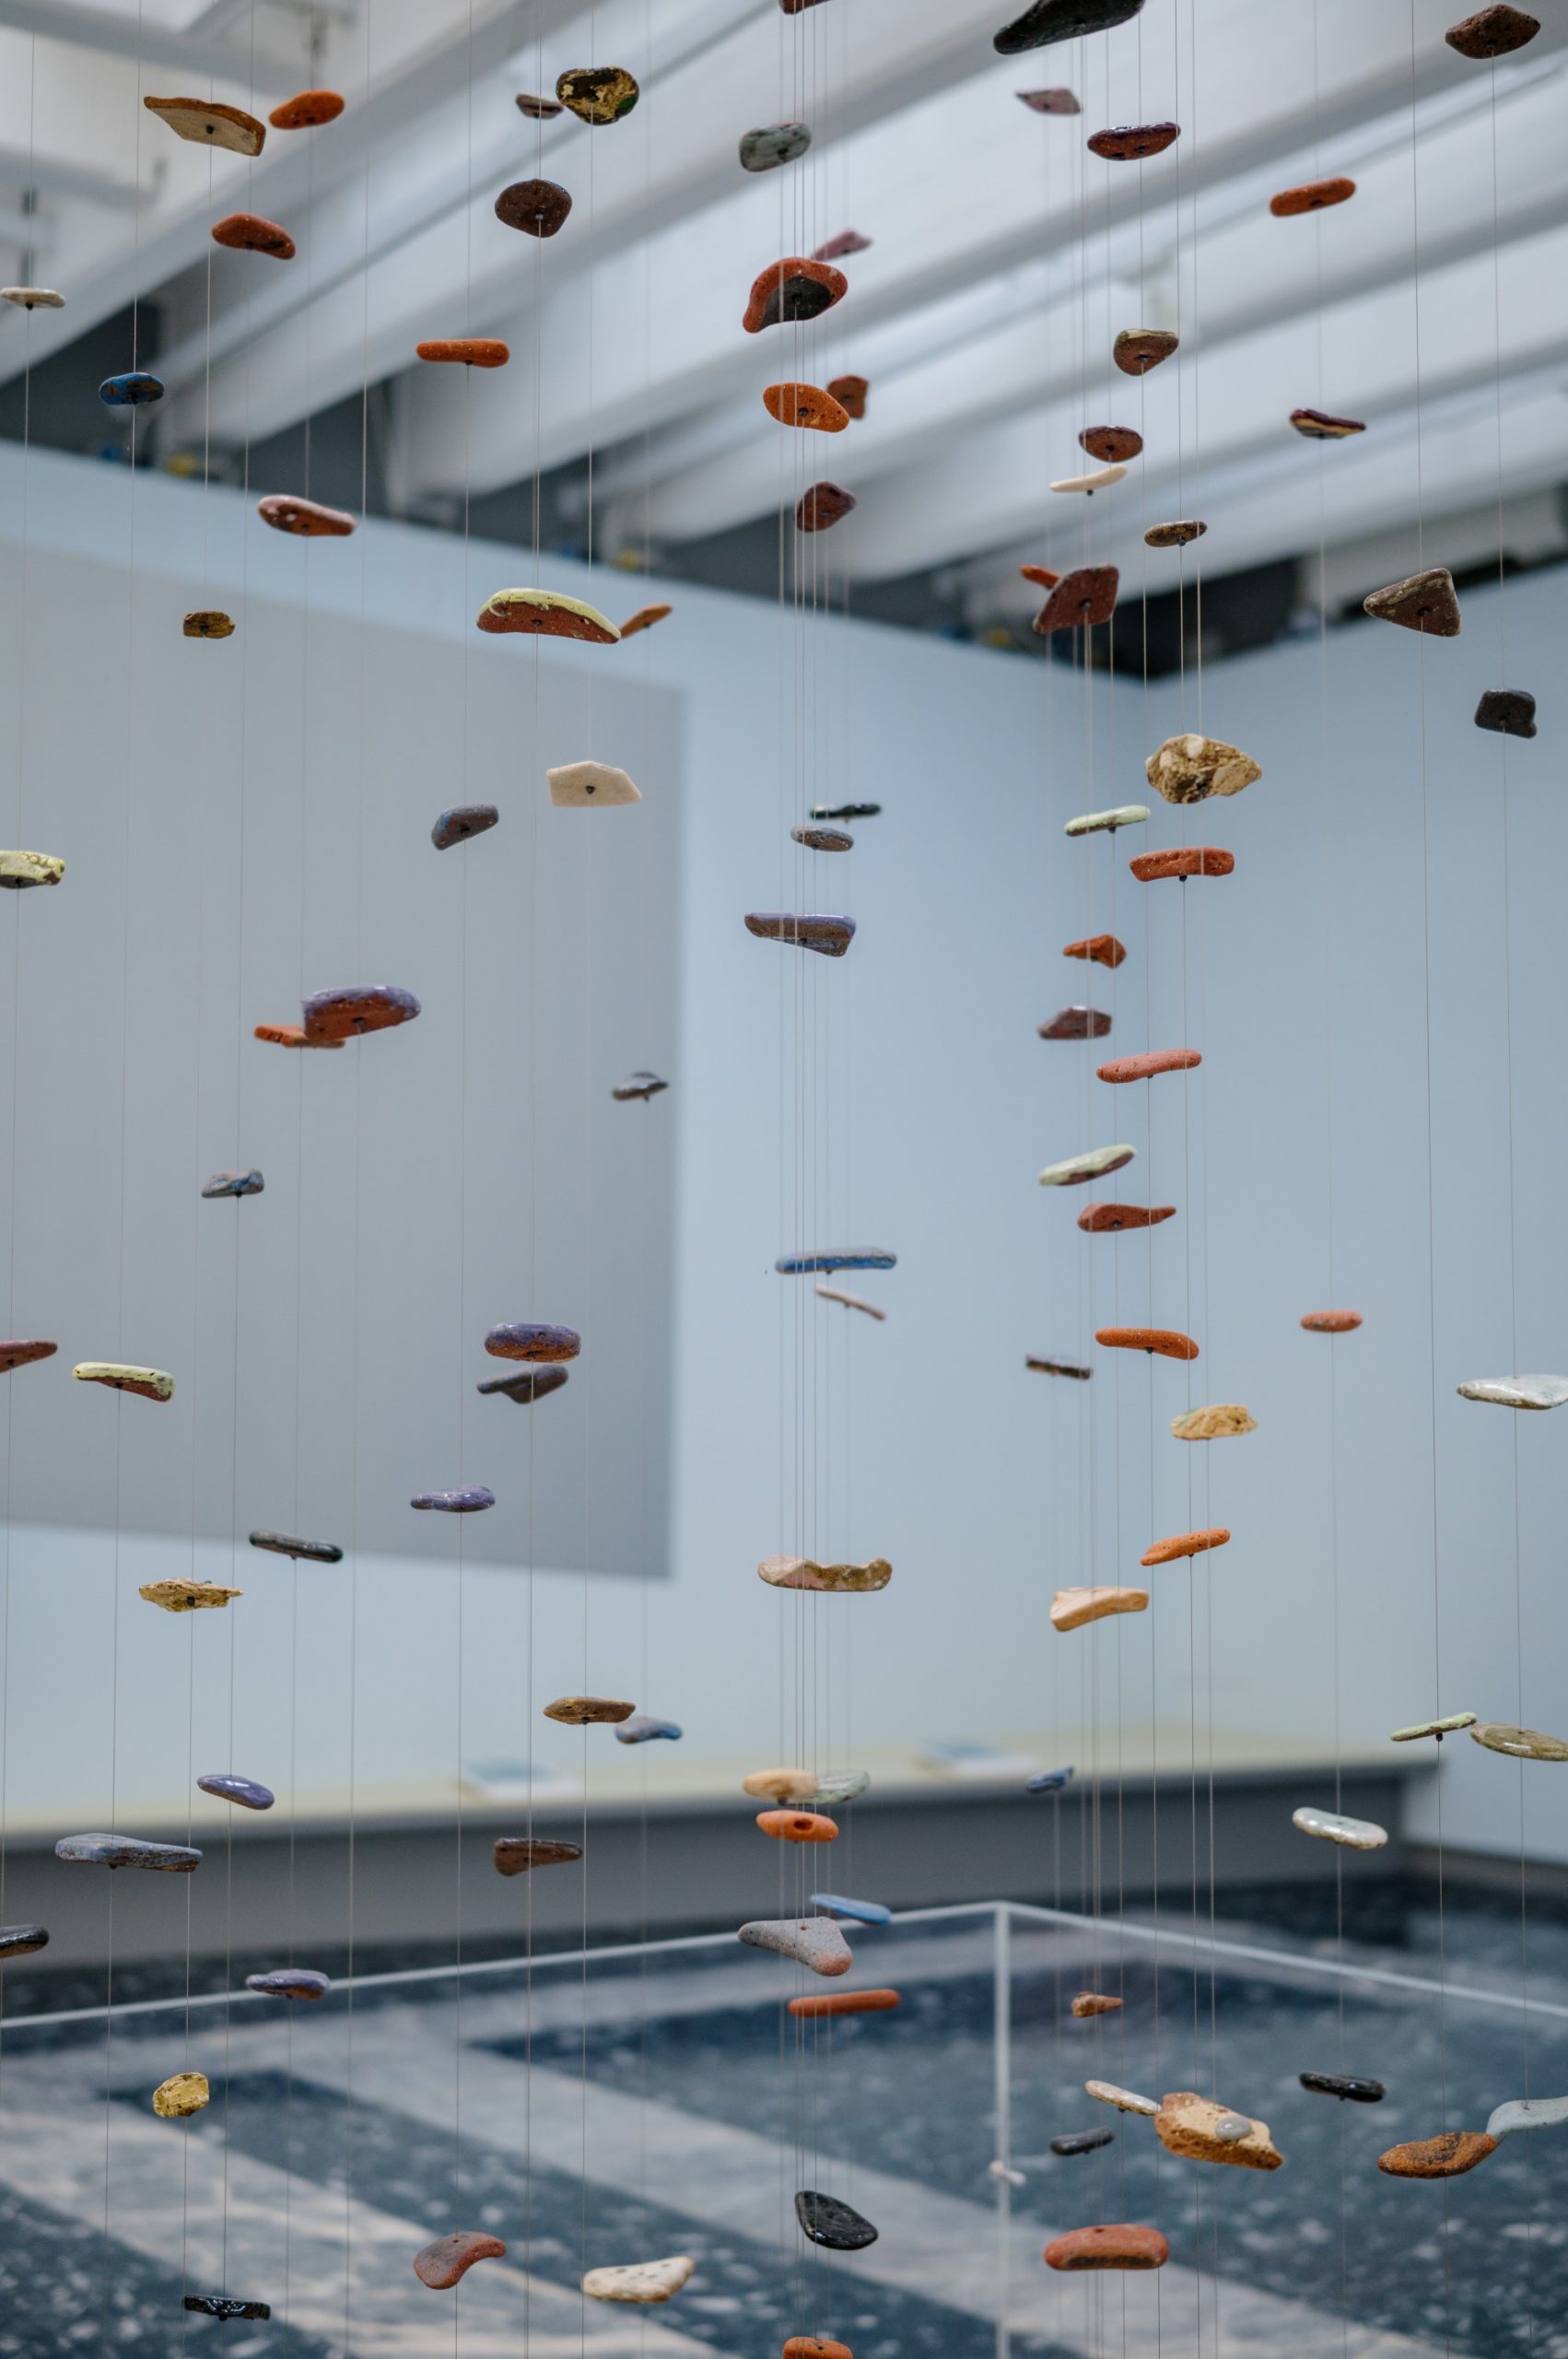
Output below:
[1292,1804,1387,1849]
[153,2071,210,2118]
[742,1766,817,1801]
[547,760,641,807]
[1171,1402,1256,1439]
[1064,805,1150,837]
[0,850,64,887]
[74,1363,175,1401]
[480,588,619,641]
[758,1555,892,1592]
[1051,1586,1149,1633]
[1051,464,1127,494]
[139,1579,241,1614]
[1156,2090,1282,2170]
[580,2256,695,2306]
[143,95,265,156]
[1,288,63,310]
[815,1284,886,1320]
[1087,2078,1160,2117]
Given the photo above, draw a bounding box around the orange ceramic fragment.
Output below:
[619,604,672,639]
[212,213,296,259]
[764,381,849,432]
[827,374,868,419]
[1096,1049,1200,1083]
[1064,934,1127,969]
[1141,1528,1230,1567]
[1045,2225,1168,2271]
[1129,847,1234,882]
[1079,1202,1175,1233]
[784,2342,853,2359]
[1071,1991,1123,2018]
[1095,1327,1199,1361]
[1021,564,1060,590]
[743,257,848,334]
[417,338,509,367]
[788,1989,901,2021]
[253,1023,343,1050]
[757,1809,838,1843]
[1270,176,1355,217]
[269,89,345,130]
[1302,1310,1363,1333]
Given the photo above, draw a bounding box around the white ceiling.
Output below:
[0,0,1562,619]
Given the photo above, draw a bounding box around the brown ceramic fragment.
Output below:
[544,1696,636,1724]
[1021,564,1060,589]
[1019,88,1081,113]
[144,95,265,156]
[1079,1202,1176,1232]
[495,180,572,238]
[757,1809,838,1842]
[1302,1310,1363,1333]
[1063,933,1126,969]
[1026,1356,1092,1379]
[212,213,295,260]
[789,1989,900,2022]
[1157,2091,1282,2170]
[619,603,672,639]
[270,90,345,130]
[1039,1006,1111,1040]
[1270,176,1355,217]
[183,611,235,639]
[1097,1049,1200,1083]
[516,92,564,118]
[414,2231,508,2290]
[479,589,618,642]
[1115,328,1177,375]
[0,1341,55,1372]
[253,1024,342,1050]
[797,483,857,533]
[493,1837,583,1875]
[1080,425,1142,463]
[1145,520,1205,548]
[1141,1527,1229,1567]
[1071,1991,1123,2017]
[1129,847,1234,881]
[417,338,509,366]
[258,494,355,537]
[1035,566,1119,635]
[1363,569,1461,636]
[813,229,872,261]
[302,985,419,1042]
[1147,734,1259,803]
[1044,2225,1168,2271]
[1089,123,1179,160]
[827,374,868,419]
[1291,407,1364,440]
[1095,1326,1199,1360]
[1445,6,1539,57]
[744,257,848,334]
[1377,2131,1496,2178]
[765,381,849,432]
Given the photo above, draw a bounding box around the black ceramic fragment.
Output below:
[477,1367,569,1404]
[812,802,881,821]
[0,1924,48,1958]
[796,2190,878,2249]
[1300,2071,1386,2102]
[995,0,1145,54]
[1052,2126,1114,2155]
[250,1531,344,1563]
[1474,688,1536,737]
[183,2296,272,2320]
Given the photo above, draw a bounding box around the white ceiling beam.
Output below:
[0,0,288,80]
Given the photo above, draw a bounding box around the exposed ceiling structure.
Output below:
[2,0,1565,652]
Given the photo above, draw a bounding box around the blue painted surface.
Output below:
[98,371,165,406]
[776,1249,895,1273]
[809,1892,892,1923]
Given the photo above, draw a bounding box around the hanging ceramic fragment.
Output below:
[73,1362,173,1402]
[202,1169,263,1198]
[1456,1374,1568,1409]
[1095,1323,1199,1357]
[417,338,509,367]
[556,66,640,123]
[1087,2079,1160,2114]
[1062,933,1127,967]
[212,213,296,259]
[1019,88,1081,111]
[1027,1766,1075,1792]
[138,1579,240,1614]
[1301,2071,1386,2100]
[1363,569,1461,635]
[1051,1587,1149,1631]
[1039,1144,1134,1186]
[1487,2096,1568,2137]
[493,1837,583,1873]
[494,180,573,237]
[410,1486,496,1512]
[0,851,63,888]
[249,1532,343,1561]
[1141,1527,1229,1566]
[1171,1402,1256,1438]
[1292,1805,1387,1848]
[1034,566,1119,634]
[1071,1991,1122,2017]
[619,602,672,638]
[153,2072,209,2118]
[813,229,872,260]
[546,758,640,807]
[793,825,853,851]
[431,804,499,849]
[0,287,63,309]
[741,123,811,171]
[615,1715,682,1743]
[1051,464,1125,495]
[739,1917,852,1974]
[1470,1721,1568,1760]
[778,1250,895,1273]
[1129,848,1233,882]
[1147,734,1259,803]
[812,800,879,820]
[765,381,850,432]
[780,0,830,15]
[185,2297,270,2320]
[516,92,564,118]
[827,374,869,418]
[1026,1356,1091,1379]
[809,1895,891,1924]
[581,2258,695,2303]
[1145,520,1205,547]
[1390,1713,1475,1743]
[1080,425,1142,462]
[99,371,163,405]
[1271,177,1356,216]
[758,1555,892,1592]
[744,1767,815,1800]
[415,2233,509,2289]
[246,1967,330,1999]
[797,2192,877,2250]
[1065,807,1147,837]
[197,1773,275,1809]
[258,493,355,535]
[757,1809,838,1842]
[544,1695,636,1723]
[1445,6,1539,56]
[790,1989,898,2022]
[1291,407,1364,440]
[486,1321,581,1361]
[1052,2128,1113,2154]
[797,482,857,532]
[613,1071,668,1100]
[184,610,235,639]
[1089,123,1179,160]
[478,1367,569,1402]
[0,1341,55,1371]
[816,1285,884,1318]
[56,1832,200,1871]
[744,912,855,955]
[806,1771,871,1807]
[1044,2225,1168,2271]
[478,587,617,640]
[1156,2093,1282,2169]
[1378,2132,1496,2178]
[270,90,345,129]
[1022,564,1060,589]
[1115,327,1177,374]
[1474,687,1536,735]
[1302,1309,1362,1332]
[1081,1202,1175,1231]
[1097,1050,1202,1084]
[144,95,265,155]
[995,0,1147,53]
[302,985,419,1040]
[1039,1006,1112,1039]
[744,257,848,333]
[253,1023,342,1049]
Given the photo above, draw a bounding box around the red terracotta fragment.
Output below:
[1018,88,1081,114]
[212,213,296,259]
[757,1809,838,1843]
[813,229,871,261]
[258,494,355,537]
[1079,1202,1176,1233]
[1039,1005,1110,1040]
[1034,566,1118,635]
[414,2231,508,2289]
[269,89,344,130]
[827,373,869,419]
[1080,425,1142,464]
[765,381,849,431]
[494,180,572,238]
[619,604,672,639]
[1089,123,1179,160]
[1141,1527,1230,1567]
[1063,933,1126,969]
[1377,2131,1497,2179]
[1071,1991,1123,2017]
[417,338,509,366]
[1096,1049,1200,1083]
[1021,564,1060,590]
[1129,847,1234,882]
[1301,1310,1363,1333]
[1095,1327,1199,1361]
[796,482,856,533]
[788,1989,901,2020]
[743,256,848,334]
[0,1340,56,1371]
[1270,176,1356,217]
[785,2341,853,2359]
[253,1023,342,1050]
[1045,2225,1168,2271]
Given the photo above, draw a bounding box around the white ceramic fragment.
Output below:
[1038,1144,1135,1187]
[1051,464,1127,494]
[1086,2078,1159,2117]
[1292,1805,1387,1850]
[1456,1375,1568,1411]
[1,287,63,310]
[1064,805,1150,836]
[581,2256,695,2305]
[1487,2095,1568,2139]
[547,760,641,807]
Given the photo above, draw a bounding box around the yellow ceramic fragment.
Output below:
[153,2071,210,2118]
[547,760,641,807]
[0,850,64,887]
[139,1579,241,1614]
[74,1363,174,1402]
[742,1766,817,1801]
[1170,1402,1257,1439]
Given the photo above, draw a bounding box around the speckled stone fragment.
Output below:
[1062,933,1127,967]
[1097,1050,1201,1083]
[995,0,1146,52]
[1271,176,1355,216]
[246,1966,330,2000]
[1081,1202,1175,1231]
[790,1986,899,2018]
[809,1894,891,1923]
[212,212,295,259]
[415,2231,508,2289]
[793,825,854,851]
[766,381,850,432]
[184,610,235,639]
[745,912,855,956]
[1115,328,1177,374]
[615,1715,682,1744]
[796,482,857,532]
[197,1773,275,1810]
[1129,847,1234,881]
[1390,1713,1475,1743]
[797,2191,877,2250]
[99,371,163,405]
[778,1249,895,1273]
[1071,1991,1122,2018]
[556,65,639,123]
[145,95,265,154]
[827,374,869,418]
[258,493,355,535]
[74,1363,174,1402]
[1026,1356,1091,1379]
[303,985,419,1041]
[1148,734,1260,803]
[478,1367,569,1402]
[270,89,345,129]
[1039,1144,1134,1187]
[493,1837,583,1874]
[0,1341,55,1371]
[1145,520,1206,548]
[1457,1374,1568,1409]
[0,850,64,887]
[153,2071,208,2118]
[486,1321,580,1361]
[544,1695,635,1724]
[1172,1402,1256,1438]
[203,1169,263,1198]
[739,1917,851,1974]
[614,1071,668,1100]
[1019,87,1081,111]
[185,2297,271,2320]
[1471,1721,1568,1761]
[249,1532,343,1562]
[1035,566,1119,634]
[581,2257,694,2304]
[480,588,616,640]
[1379,2131,1496,2178]
[1051,1586,1148,1632]
[1302,1310,1363,1332]
[1040,1006,1112,1040]
[1445,6,1539,57]
[1141,1527,1229,1567]
[744,258,848,334]
[1045,2224,1167,2271]
[1096,1324,1199,1358]
[1363,569,1461,635]
[1065,806,1147,836]
[1292,1805,1387,1848]
[1087,2079,1160,2115]
[139,1579,240,1614]
[741,123,811,171]
[494,180,573,236]
[1474,688,1536,735]
[56,1832,200,1871]
[1089,123,1178,159]
[619,604,672,638]
[1301,2071,1386,2101]
[410,1486,496,1513]
[1157,2091,1281,2169]
[0,1924,47,1957]
[1487,2095,1568,2137]
[759,1555,892,1592]
[1053,2127,1114,2154]
[432,804,499,849]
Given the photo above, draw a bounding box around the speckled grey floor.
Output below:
[0,1885,1559,2359]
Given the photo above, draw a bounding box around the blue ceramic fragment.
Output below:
[432,803,499,850]
[0,1923,48,1958]
[99,370,165,405]
[55,1831,201,1871]
[245,1966,330,2000]
[202,1169,263,1198]
[810,1893,892,1924]
[184,2297,271,2320]
[197,1772,275,1812]
[614,1714,683,1744]
[477,1367,569,1403]
[411,1485,496,1512]
[776,1250,896,1274]
[485,1321,580,1362]
[1026,1765,1075,1794]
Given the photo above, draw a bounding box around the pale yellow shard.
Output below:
[742,1766,816,1801]
[139,1579,241,1614]
[143,95,266,157]
[74,1362,175,1402]
[1171,1402,1257,1439]
[1051,1585,1149,1633]
[0,850,64,887]
[153,2071,210,2118]
[580,2256,695,2305]
[1050,464,1127,494]
[547,760,641,807]
[758,1555,892,1592]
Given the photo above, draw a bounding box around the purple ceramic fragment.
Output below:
[485,1322,581,1362]
[198,1772,275,1811]
[55,1832,201,1872]
[432,804,500,850]
[411,1486,496,1513]
[245,1966,330,2000]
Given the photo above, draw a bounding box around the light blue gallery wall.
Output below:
[0,440,1560,1869]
